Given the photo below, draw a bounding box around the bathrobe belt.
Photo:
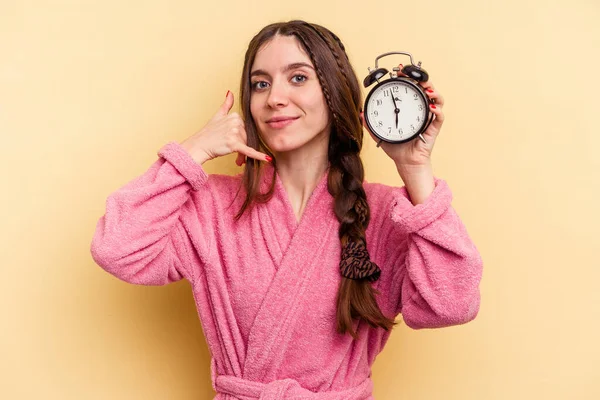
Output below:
[214,374,373,399]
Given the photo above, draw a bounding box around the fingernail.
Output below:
[426,89,433,93]
[430,104,437,109]
[265,155,272,162]
[226,90,230,98]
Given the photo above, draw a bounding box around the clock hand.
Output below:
[390,91,400,129]
[391,91,398,108]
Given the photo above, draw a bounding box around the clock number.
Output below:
[392,86,399,93]
[399,128,403,135]
[417,116,420,122]
[405,87,408,94]
[418,104,423,111]
[373,110,378,117]
[388,127,392,134]
[413,93,418,100]
[410,124,415,132]
[383,89,390,97]
[377,121,383,127]
[376,99,382,106]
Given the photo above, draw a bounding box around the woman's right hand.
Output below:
[180,90,271,166]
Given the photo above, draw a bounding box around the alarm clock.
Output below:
[363,51,434,146]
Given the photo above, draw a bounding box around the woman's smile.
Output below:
[266,116,300,129]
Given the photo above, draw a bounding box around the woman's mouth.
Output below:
[266,116,299,129]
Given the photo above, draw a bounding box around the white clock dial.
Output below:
[365,80,428,142]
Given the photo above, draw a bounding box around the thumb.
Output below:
[360,111,371,133]
[217,90,235,117]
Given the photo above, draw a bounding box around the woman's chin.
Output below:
[264,137,303,154]
[261,128,329,157]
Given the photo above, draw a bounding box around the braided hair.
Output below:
[238,20,396,339]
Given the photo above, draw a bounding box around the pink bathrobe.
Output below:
[91,142,483,399]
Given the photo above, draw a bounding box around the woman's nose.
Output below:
[266,80,289,108]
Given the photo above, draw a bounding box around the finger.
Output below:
[235,152,246,166]
[396,64,407,77]
[234,143,272,162]
[424,87,444,107]
[228,113,246,133]
[230,122,248,148]
[216,90,235,117]
[428,103,445,134]
[233,124,250,166]
[419,79,434,90]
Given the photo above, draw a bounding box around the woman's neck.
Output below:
[274,137,329,222]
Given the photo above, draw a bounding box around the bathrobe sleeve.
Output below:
[370,178,483,329]
[90,142,215,286]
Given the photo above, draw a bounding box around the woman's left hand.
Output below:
[361,64,445,169]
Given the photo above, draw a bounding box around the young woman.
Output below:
[91,20,483,399]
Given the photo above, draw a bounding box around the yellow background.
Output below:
[2,0,598,399]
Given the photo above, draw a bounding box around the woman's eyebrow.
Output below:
[250,62,314,78]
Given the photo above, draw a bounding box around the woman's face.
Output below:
[250,35,330,155]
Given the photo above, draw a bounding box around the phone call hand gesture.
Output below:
[180,91,271,166]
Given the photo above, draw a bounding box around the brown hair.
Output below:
[237,20,395,338]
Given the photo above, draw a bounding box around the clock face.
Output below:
[364,79,429,143]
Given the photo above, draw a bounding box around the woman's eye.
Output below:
[252,81,269,90]
[291,74,307,83]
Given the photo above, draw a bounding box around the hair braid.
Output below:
[297,23,362,147]
[293,29,358,151]
[292,30,343,138]
[301,23,353,94]
[329,136,395,339]
[292,24,396,338]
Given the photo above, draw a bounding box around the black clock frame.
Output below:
[363,77,434,144]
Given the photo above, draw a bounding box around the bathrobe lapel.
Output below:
[255,168,299,269]
[243,168,337,381]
